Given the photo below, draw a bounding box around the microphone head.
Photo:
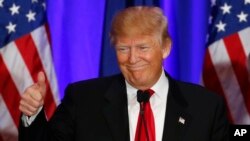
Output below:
[137,90,150,103]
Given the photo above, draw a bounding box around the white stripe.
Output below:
[31,25,60,105]
[209,40,250,124]
[0,42,34,95]
[238,27,250,57]
[0,95,18,141]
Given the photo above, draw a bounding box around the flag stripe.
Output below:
[45,24,52,46]
[0,95,18,141]
[14,33,56,119]
[223,33,250,113]
[0,42,34,94]
[14,34,43,78]
[202,51,234,122]
[0,41,37,133]
[238,27,250,56]
[0,55,21,127]
[208,40,250,124]
[31,26,60,105]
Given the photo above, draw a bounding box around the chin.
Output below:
[131,77,148,86]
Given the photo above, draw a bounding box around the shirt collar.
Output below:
[151,69,169,99]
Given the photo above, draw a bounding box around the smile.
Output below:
[127,65,147,71]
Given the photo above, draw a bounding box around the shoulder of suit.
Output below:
[173,79,223,101]
[61,74,124,102]
[66,73,124,91]
[165,72,221,101]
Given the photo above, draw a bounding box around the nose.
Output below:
[129,47,138,63]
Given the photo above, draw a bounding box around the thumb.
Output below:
[37,71,46,96]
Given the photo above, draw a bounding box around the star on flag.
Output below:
[220,3,232,15]
[9,3,20,15]
[26,10,36,22]
[5,22,16,33]
[0,0,4,7]
[245,0,250,5]
[215,21,226,32]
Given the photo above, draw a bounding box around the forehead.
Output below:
[115,35,158,45]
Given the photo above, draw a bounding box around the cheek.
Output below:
[116,54,129,69]
[116,53,127,63]
[147,52,163,63]
[147,55,164,70]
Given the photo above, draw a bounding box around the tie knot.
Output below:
[137,89,154,103]
[146,89,154,97]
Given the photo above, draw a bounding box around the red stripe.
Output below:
[0,135,3,141]
[14,33,56,119]
[45,24,52,46]
[202,51,234,123]
[223,33,250,114]
[0,55,21,127]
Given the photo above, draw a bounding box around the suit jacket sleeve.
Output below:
[19,84,76,141]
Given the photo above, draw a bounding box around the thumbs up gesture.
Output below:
[19,71,47,116]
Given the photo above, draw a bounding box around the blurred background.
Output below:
[1,0,250,140]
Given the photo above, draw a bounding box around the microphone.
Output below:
[137,90,150,103]
[137,90,150,141]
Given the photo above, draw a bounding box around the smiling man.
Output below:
[115,35,169,90]
[19,6,229,141]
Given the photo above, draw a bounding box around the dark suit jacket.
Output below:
[19,73,229,141]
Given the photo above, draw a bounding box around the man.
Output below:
[19,6,229,141]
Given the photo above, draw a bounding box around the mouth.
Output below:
[127,64,147,71]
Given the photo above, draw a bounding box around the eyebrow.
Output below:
[135,43,149,47]
[116,42,149,46]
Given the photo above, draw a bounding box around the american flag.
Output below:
[0,0,60,140]
[202,0,250,124]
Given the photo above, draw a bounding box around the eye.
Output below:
[139,46,150,51]
[116,46,130,53]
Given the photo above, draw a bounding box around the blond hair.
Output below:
[110,6,171,46]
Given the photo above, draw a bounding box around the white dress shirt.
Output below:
[22,106,43,127]
[126,69,169,141]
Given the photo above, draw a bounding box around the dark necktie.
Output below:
[135,89,155,141]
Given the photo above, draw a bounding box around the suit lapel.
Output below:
[162,75,192,141]
[102,75,130,141]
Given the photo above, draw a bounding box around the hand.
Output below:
[19,71,47,116]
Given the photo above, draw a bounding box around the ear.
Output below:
[162,39,171,59]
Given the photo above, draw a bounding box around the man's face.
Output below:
[115,35,170,90]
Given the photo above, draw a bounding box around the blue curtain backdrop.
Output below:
[47,0,210,99]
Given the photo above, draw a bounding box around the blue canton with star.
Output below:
[207,0,250,45]
[0,0,47,48]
